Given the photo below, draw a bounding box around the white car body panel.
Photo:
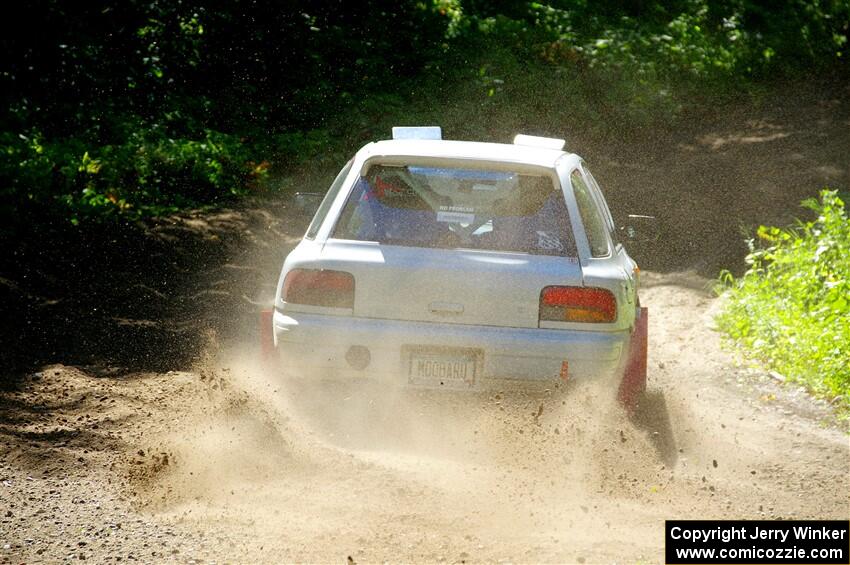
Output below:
[310,241,582,329]
[272,309,627,385]
[273,136,639,388]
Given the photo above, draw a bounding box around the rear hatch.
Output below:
[318,242,582,329]
[319,161,583,329]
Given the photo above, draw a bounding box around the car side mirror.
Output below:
[620,214,660,245]
[293,192,323,217]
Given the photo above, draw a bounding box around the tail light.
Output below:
[282,269,354,309]
[540,286,617,323]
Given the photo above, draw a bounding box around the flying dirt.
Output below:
[1,88,849,563]
[3,274,845,563]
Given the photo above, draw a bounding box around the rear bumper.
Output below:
[272,309,628,387]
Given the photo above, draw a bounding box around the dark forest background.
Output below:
[1,0,848,224]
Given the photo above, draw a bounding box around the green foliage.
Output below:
[0,126,277,221]
[716,190,850,413]
[435,0,848,137]
[465,0,849,78]
[1,1,848,221]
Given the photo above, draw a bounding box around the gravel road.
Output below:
[2,83,848,564]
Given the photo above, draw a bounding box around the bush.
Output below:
[716,190,850,413]
[0,126,277,221]
[469,0,849,78]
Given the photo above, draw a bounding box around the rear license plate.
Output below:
[404,346,482,388]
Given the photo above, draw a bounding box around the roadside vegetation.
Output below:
[716,190,850,415]
[2,0,848,223]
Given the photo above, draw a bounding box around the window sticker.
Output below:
[372,176,407,198]
[536,231,564,251]
[436,205,475,224]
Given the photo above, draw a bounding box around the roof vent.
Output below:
[513,134,565,151]
[392,126,442,140]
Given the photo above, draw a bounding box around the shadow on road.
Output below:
[631,390,678,467]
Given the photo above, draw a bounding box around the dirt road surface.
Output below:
[2,84,848,563]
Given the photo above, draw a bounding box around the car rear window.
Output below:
[332,164,577,256]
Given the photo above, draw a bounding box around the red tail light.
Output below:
[540,286,617,323]
[282,269,354,309]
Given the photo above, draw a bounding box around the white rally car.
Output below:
[265,127,648,407]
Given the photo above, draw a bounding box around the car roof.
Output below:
[359,139,572,169]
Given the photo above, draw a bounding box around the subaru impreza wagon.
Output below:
[266,127,648,407]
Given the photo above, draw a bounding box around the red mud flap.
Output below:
[618,306,648,411]
[259,308,276,365]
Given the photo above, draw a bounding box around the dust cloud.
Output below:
[112,271,848,565]
[123,333,696,563]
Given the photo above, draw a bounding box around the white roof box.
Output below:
[392,126,442,140]
[513,134,565,151]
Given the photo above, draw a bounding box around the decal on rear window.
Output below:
[536,231,564,252]
[436,205,475,224]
